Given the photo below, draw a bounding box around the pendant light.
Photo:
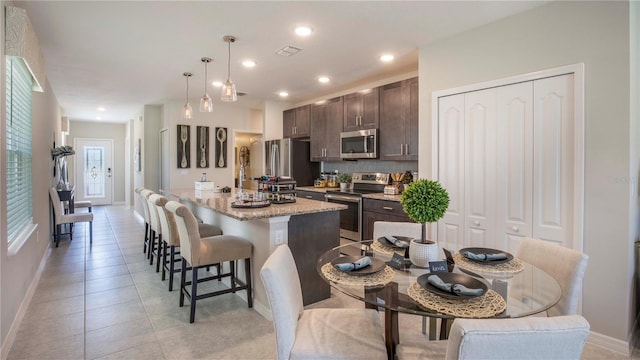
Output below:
[199,57,213,112]
[182,72,193,119]
[221,35,237,102]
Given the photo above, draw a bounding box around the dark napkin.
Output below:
[427,275,484,296]
[463,250,508,262]
[334,256,372,272]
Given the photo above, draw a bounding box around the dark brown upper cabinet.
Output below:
[283,105,311,139]
[343,88,379,132]
[379,77,418,161]
[310,97,343,161]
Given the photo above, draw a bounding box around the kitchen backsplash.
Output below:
[322,160,418,177]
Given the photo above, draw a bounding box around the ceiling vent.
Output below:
[276,45,302,57]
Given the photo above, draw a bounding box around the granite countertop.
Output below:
[164,188,346,221]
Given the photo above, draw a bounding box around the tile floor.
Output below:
[6,205,639,359]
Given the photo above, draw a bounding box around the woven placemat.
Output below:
[407,282,506,318]
[453,253,525,275]
[321,263,395,288]
[371,240,406,255]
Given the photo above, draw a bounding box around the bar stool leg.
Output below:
[245,258,253,308]
[190,265,198,323]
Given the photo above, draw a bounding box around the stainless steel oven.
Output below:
[324,172,389,247]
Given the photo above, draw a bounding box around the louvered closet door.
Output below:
[464,89,497,249]
[533,74,574,247]
[438,94,465,251]
[495,82,534,253]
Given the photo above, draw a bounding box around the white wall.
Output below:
[418,0,635,348]
[162,102,259,190]
[67,120,127,203]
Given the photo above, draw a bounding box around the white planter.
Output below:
[340,183,349,191]
[409,239,439,267]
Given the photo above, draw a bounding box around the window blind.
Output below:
[6,57,33,242]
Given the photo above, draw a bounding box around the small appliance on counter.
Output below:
[256,176,297,204]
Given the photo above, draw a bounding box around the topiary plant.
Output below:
[400,179,450,243]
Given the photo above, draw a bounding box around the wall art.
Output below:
[215,127,227,168]
[196,126,209,168]
[177,124,190,168]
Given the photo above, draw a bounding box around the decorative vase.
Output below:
[56,157,68,189]
[409,239,439,268]
[340,183,348,191]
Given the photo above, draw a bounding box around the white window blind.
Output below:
[6,57,33,243]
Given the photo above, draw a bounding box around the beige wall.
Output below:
[418,0,635,346]
[67,121,127,203]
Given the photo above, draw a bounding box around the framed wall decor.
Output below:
[196,126,209,168]
[215,127,227,168]
[135,138,142,172]
[177,124,190,168]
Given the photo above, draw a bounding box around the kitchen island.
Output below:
[164,188,346,320]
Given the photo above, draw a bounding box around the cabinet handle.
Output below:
[382,206,394,211]
[512,226,519,233]
[474,220,481,226]
[405,144,409,155]
[305,196,313,199]
[400,144,404,155]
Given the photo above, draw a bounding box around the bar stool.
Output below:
[151,194,222,291]
[135,187,151,256]
[144,190,164,272]
[165,200,253,323]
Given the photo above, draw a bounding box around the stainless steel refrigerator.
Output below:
[265,138,319,186]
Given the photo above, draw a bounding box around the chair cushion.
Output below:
[198,223,222,237]
[73,200,92,208]
[290,308,387,360]
[59,212,93,224]
[197,235,252,266]
[396,341,448,360]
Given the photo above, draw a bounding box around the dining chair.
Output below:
[151,194,223,291]
[49,187,93,247]
[260,244,387,360]
[165,200,252,323]
[396,315,590,360]
[517,238,589,317]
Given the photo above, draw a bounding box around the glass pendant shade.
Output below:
[221,35,238,102]
[182,72,193,119]
[199,57,213,112]
[221,80,237,102]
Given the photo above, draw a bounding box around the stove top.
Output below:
[326,172,389,196]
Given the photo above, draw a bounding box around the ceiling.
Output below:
[14,1,548,123]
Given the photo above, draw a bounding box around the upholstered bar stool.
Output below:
[151,194,222,291]
[165,200,253,323]
[144,190,164,272]
[135,187,151,256]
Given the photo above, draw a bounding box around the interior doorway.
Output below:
[233,131,263,190]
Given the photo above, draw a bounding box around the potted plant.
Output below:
[336,173,352,191]
[400,179,450,267]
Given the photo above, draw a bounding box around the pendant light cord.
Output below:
[204,61,208,94]
[227,40,231,81]
[185,75,189,103]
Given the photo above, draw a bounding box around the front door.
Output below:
[74,138,113,205]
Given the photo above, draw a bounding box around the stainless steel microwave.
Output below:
[340,129,378,159]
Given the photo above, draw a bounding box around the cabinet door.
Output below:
[363,210,412,241]
[464,88,497,249]
[294,105,310,137]
[495,82,533,253]
[437,94,465,251]
[343,93,361,132]
[310,103,326,161]
[405,77,419,161]
[283,109,295,138]
[324,97,343,161]
[379,81,405,160]
[532,74,574,247]
[360,87,379,129]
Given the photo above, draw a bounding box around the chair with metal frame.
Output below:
[49,187,93,247]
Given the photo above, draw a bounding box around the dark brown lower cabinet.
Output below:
[362,198,412,240]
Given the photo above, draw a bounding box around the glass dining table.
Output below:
[316,240,562,358]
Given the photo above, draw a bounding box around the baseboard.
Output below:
[0,245,51,360]
[113,201,125,205]
[587,330,632,356]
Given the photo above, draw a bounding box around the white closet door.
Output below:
[464,88,497,249]
[496,82,534,253]
[533,74,574,246]
[438,94,465,251]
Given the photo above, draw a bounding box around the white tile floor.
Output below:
[6,205,638,359]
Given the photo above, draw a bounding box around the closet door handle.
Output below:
[474,220,481,226]
[512,226,520,233]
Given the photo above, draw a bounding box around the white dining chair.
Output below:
[517,238,589,317]
[396,315,590,360]
[49,187,93,247]
[260,244,387,360]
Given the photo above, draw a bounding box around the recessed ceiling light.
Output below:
[295,26,313,37]
[213,81,223,87]
[318,76,330,84]
[96,117,102,120]
[97,107,106,112]
[279,91,289,98]
[380,54,394,63]
[242,60,256,68]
